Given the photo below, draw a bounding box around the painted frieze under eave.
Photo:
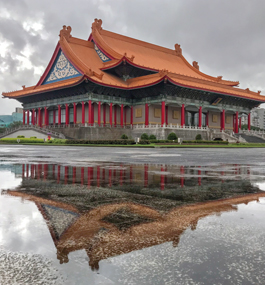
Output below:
[42,49,82,85]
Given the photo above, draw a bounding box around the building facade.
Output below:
[2,19,265,139]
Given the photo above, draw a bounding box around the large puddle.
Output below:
[1,161,265,284]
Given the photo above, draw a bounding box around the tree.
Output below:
[195,134,202,140]
[140,133,149,140]
[167,132,177,140]
[8,121,23,129]
[149,134,156,140]
[121,134,128,139]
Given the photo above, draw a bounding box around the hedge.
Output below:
[65,139,136,145]
[182,140,229,144]
[0,138,44,143]
[139,139,151,145]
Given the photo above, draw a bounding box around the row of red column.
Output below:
[23,101,131,128]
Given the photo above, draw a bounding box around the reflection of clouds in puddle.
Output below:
[0,170,21,190]
[254,182,265,191]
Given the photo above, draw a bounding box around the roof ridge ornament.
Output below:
[159,69,168,77]
[86,69,104,80]
[217,76,223,82]
[59,25,72,40]
[175,44,182,56]
[192,61,199,70]
[92,19,103,31]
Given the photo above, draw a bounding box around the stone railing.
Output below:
[0,125,65,139]
[46,123,132,129]
[134,124,208,130]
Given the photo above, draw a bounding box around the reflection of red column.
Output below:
[109,169,112,187]
[198,167,201,186]
[161,101,165,127]
[82,101,85,124]
[26,164,29,178]
[144,164,148,187]
[64,166,68,184]
[97,166,100,187]
[81,167,84,185]
[145,104,149,126]
[38,164,42,180]
[130,106,133,126]
[31,164,34,178]
[120,104,124,127]
[120,166,123,186]
[22,164,25,178]
[98,102,101,126]
[102,168,105,184]
[72,167,76,184]
[88,167,93,188]
[130,166,133,184]
[44,164,48,180]
[180,166,185,187]
[57,165,60,183]
[52,164,55,179]
[160,166,165,190]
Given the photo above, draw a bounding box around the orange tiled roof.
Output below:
[2,19,265,103]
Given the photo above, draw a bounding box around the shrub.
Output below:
[30,136,37,139]
[195,134,202,140]
[121,134,128,139]
[52,139,67,144]
[149,134,156,140]
[139,139,150,145]
[140,133,149,140]
[167,132,177,140]
[65,139,136,145]
[17,135,25,138]
[0,138,44,143]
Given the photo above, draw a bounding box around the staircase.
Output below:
[235,133,265,143]
[0,125,65,139]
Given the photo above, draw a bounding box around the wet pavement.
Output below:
[0,146,265,284]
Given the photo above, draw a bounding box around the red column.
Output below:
[181,104,185,127]
[161,101,165,127]
[58,105,61,125]
[109,103,113,126]
[166,106,168,126]
[98,102,101,126]
[82,101,85,124]
[130,106,133,126]
[38,108,42,127]
[198,106,202,128]
[248,113,251,130]
[88,100,92,125]
[73,103,76,124]
[103,104,106,126]
[23,110,25,125]
[32,109,35,125]
[235,111,239,133]
[120,104,124,127]
[114,105,117,127]
[145,104,149,127]
[53,110,56,125]
[27,110,30,125]
[65,104,69,126]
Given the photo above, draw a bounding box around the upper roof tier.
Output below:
[3,19,265,103]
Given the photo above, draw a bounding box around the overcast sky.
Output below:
[1,0,265,114]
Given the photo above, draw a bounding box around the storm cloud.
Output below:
[1,0,265,114]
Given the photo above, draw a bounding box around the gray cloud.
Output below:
[1,0,265,114]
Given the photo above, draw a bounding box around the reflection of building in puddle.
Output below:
[19,163,258,190]
[3,190,265,271]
